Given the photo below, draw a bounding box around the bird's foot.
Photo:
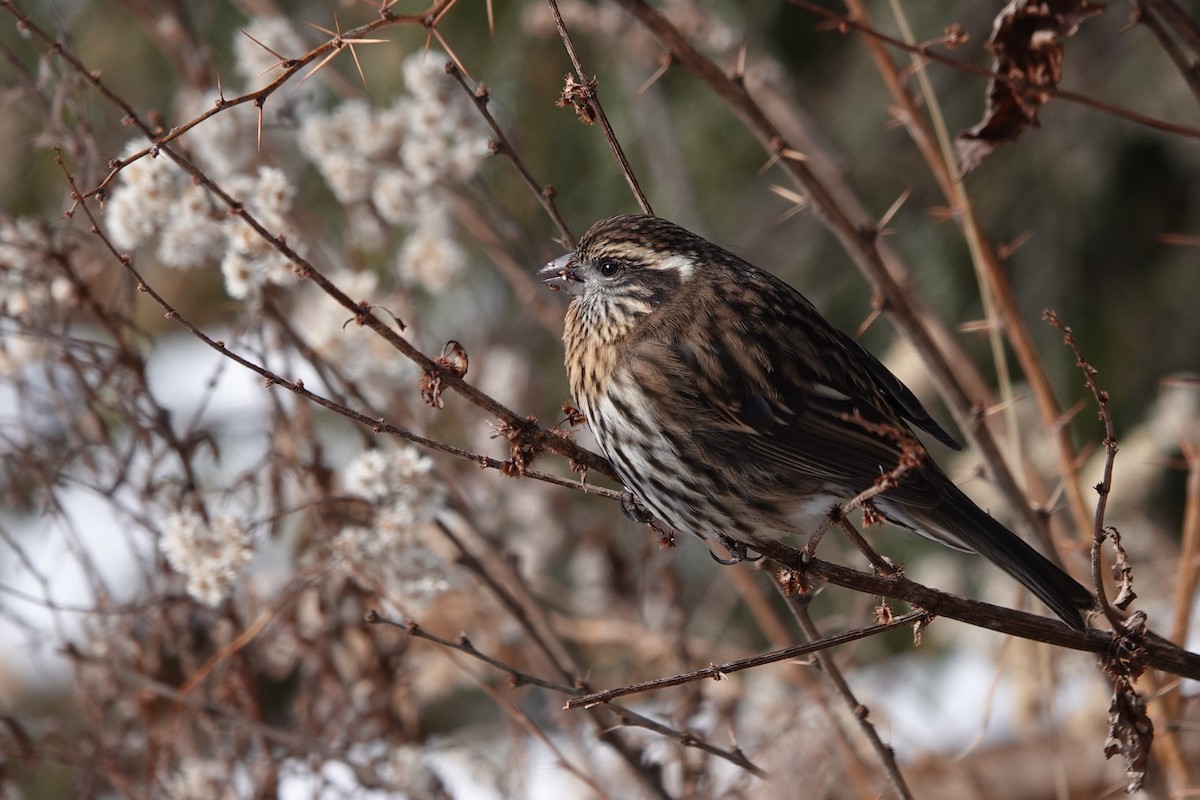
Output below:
[709,533,761,566]
[619,491,655,524]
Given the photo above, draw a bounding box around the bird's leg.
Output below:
[619,490,654,524]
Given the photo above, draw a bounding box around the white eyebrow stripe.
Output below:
[650,253,695,280]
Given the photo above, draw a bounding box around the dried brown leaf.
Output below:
[957,0,1106,173]
[420,340,469,409]
[1104,678,1153,793]
[1101,611,1153,792]
[556,73,598,124]
[1107,526,1138,609]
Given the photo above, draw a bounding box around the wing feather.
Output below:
[624,319,948,512]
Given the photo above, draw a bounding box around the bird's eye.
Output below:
[598,259,622,278]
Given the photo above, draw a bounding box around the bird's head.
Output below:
[539,214,712,343]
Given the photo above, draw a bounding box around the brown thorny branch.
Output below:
[546,0,653,216]
[366,611,767,778]
[564,610,928,709]
[841,0,1097,549]
[1041,312,1131,627]
[18,0,1200,679]
[790,0,1200,142]
[444,63,577,249]
[2,0,616,485]
[782,596,916,800]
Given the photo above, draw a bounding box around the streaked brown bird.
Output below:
[541,214,1093,629]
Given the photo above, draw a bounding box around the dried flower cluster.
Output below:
[332,448,453,609]
[104,38,486,301]
[159,510,255,606]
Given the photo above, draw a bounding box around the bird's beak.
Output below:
[539,252,584,296]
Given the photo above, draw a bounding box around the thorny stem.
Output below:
[758,542,1200,679]
[833,513,899,576]
[1043,311,1124,628]
[851,0,1094,557]
[547,0,653,215]
[445,62,577,249]
[1040,313,1197,791]
[368,613,768,777]
[791,0,1200,141]
[785,596,915,800]
[566,610,928,708]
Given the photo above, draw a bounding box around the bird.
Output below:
[539,213,1094,630]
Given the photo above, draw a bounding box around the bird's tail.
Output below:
[908,485,1095,630]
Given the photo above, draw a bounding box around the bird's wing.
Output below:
[830,328,961,450]
[624,324,946,513]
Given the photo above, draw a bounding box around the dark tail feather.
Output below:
[930,486,1095,630]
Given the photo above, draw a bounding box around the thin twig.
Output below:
[445,62,577,248]
[853,0,1094,554]
[784,595,915,800]
[1135,0,1200,107]
[791,0,1200,141]
[547,0,653,214]
[566,610,927,708]
[1043,311,1125,628]
[368,612,768,777]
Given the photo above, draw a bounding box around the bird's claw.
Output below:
[708,533,761,565]
[619,491,654,524]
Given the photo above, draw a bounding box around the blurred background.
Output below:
[0,0,1197,797]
